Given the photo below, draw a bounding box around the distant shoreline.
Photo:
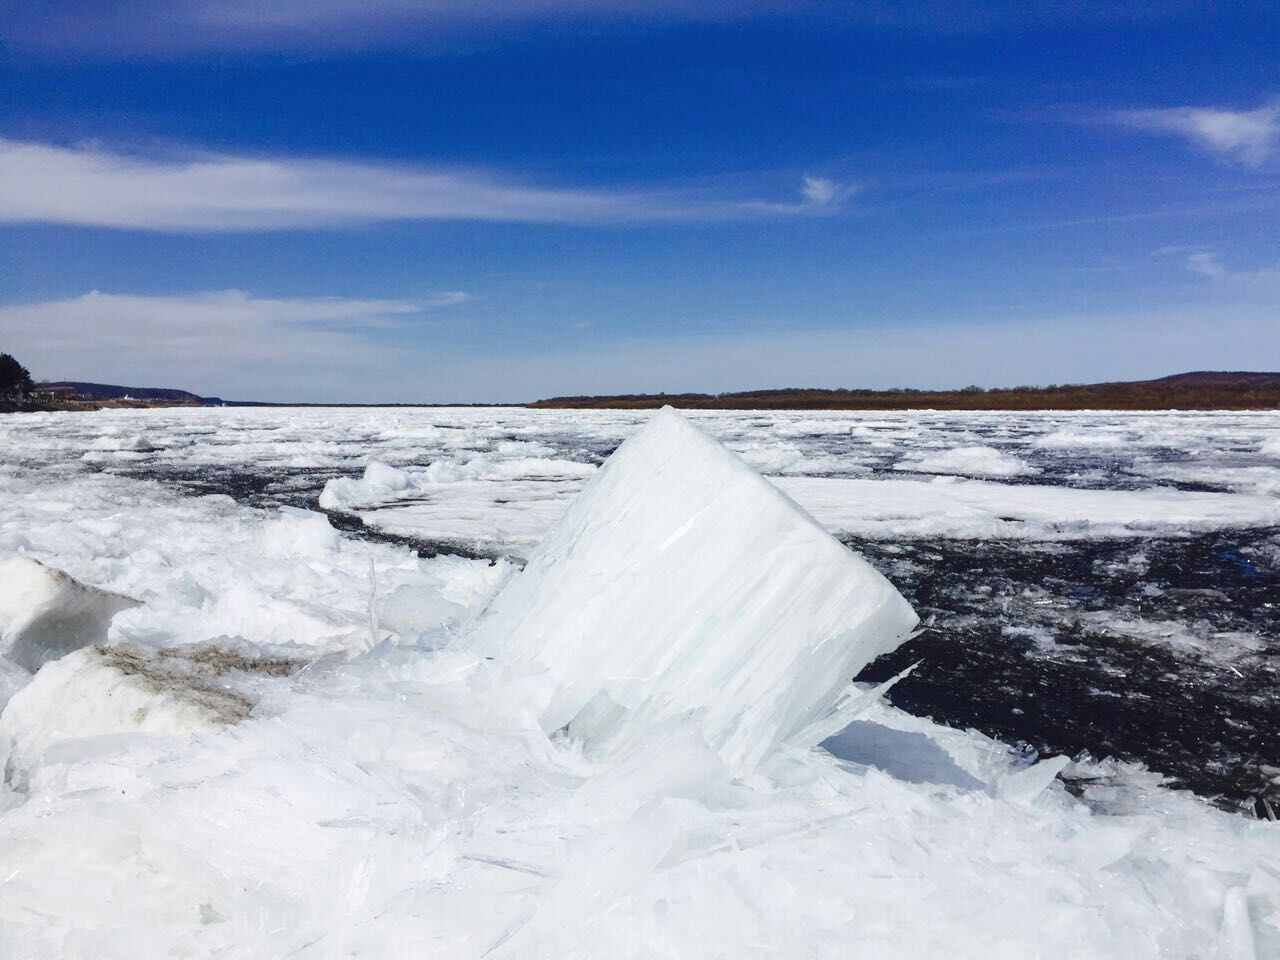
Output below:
[0,399,523,413]
[6,370,1278,413]
[530,372,1280,412]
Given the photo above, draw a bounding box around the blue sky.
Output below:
[1,2,1278,402]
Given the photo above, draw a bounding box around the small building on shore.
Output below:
[30,385,81,403]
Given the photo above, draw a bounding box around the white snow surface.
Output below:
[468,409,919,775]
[2,644,248,792]
[0,405,1278,956]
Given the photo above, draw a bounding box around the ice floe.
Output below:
[1032,429,1129,449]
[777,474,1280,540]
[319,456,596,515]
[319,455,597,552]
[893,444,1040,477]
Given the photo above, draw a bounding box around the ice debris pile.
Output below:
[1,641,309,792]
[469,407,919,775]
[0,407,1278,957]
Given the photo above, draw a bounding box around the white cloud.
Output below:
[800,176,840,205]
[0,289,461,398]
[1185,251,1227,279]
[740,176,855,215]
[0,138,843,232]
[1108,98,1280,167]
[424,291,474,307]
[1182,252,1280,292]
[0,139,670,231]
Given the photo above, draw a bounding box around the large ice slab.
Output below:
[0,555,140,674]
[469,407,919,775]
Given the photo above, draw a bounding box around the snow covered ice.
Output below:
[0,405,1279,957]
[468,408,919,775]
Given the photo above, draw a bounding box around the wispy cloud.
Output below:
[1106,98,1280,167]
[1185,251,1227,279]
[424,291,474,307]
[739,175,855,215]
[5,0,767,54]
[0,289,463,397]
[1182,251,1280,292]
[2,1,1198,56]
[800,176,840,206]
[0,139,677,231]
[0,138,842,232]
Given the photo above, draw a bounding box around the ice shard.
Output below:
[0,556,141,673]
[469,407,919,775]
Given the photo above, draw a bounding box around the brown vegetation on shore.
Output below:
[529,372,1280,411]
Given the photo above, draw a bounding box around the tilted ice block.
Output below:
[468,407,919,775]
[0,556,141,673]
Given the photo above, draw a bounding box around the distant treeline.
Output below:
[529,372,1280,411]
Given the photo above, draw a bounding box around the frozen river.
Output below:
[2,405,1279,956]
[6,405,1277,807]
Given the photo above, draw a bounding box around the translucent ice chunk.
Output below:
[469,407,919,775]
[0,555,140,673]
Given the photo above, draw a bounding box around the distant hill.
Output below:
[530,372,1280,411]
[1152,371,1280,388]
[40,381,223,405]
